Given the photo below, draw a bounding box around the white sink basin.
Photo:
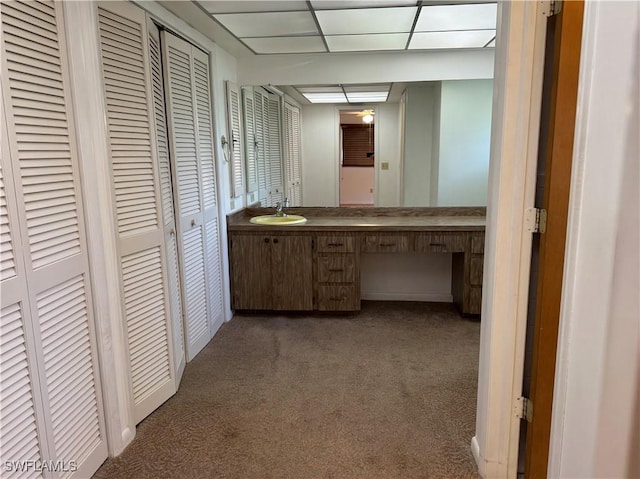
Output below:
[249,214,307,226]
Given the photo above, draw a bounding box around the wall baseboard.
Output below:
[471,436,484,478]
[361,291,452,302]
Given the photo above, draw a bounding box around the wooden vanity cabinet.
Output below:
[230,233,313,310]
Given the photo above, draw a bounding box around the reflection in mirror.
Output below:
[340,109,375,207]
[241,80,493,208]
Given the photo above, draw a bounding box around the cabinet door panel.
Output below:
[317,254,356,283]
[271,236,312,310]
[230,235,272,310]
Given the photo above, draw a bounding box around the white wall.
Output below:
[340,167,374,205]
[437,80,493,206]
[549,2,639,478]
[403,84,437,206]
[375,102,403,207]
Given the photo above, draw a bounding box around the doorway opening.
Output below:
[339,109,375,207]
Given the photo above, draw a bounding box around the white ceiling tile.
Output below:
[214,11,318,37]
[409,30,496,50]
[316,7,417,35]
[311,0,418,9]
[326,33,409,52]
[415,3,497,32]
[243,36,326,54]
[200,1,309,14]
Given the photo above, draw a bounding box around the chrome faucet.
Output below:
[275,198,289,217]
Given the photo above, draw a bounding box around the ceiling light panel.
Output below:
[316,7,418,35]
[343,84,391,92]
[415,3,497,32]
[243,36,326,54]
[301,93,348,103]
[311,0,418,9]
[409,30,496,50]
[326,33,409,52]
[214,11,318,37]
[345,92,389,102]
[297,86,343,93]
[200,1,309,14]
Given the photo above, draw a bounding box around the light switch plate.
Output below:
[381,162,389,170]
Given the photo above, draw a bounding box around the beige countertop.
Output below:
[227,207,486,233]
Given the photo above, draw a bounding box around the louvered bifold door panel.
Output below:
[253,89,268,205]
[242,87,259,194]
[162,32,222,361]
[267,95,284,204]
[148,21,185,382]
[291,105,302,206]
[225,81,244,197]
[193,50,224,341]
[97,1,175,424]
[283,102,295,205]
[1,1,107,476]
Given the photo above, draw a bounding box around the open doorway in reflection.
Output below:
[339,109,375,207]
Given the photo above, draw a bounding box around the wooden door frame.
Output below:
[525,2,585,477]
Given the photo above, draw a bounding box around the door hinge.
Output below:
[541,0,562,17]
[525,207,547,234]
[516,396,534,423]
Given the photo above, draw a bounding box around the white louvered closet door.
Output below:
[1,1,108,476]
[242,87,259,195]
[97,1,176,424]
[253,88,269,206]
[162,32,224,361]
[267,95,284,206]
[226,81,244,197]
[288,102,302,206]
[148,20,186,383]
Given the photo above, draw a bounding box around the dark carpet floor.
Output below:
[94,301,481,479]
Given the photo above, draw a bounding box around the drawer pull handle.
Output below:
[329,297,342,301]
[380,242,396,246]
[430,243,446,247]
[328,243,344,247]
[328,268,344,272]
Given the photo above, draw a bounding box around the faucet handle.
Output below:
[283,197,290,208]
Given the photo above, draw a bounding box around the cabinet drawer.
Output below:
[362,234,409,253]
[317,254,356,283]
[415,233,466,253]
[316,236,355,253]
[316,285,359,311]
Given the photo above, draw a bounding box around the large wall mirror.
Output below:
[240,80,493,208]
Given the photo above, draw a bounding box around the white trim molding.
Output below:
[473,1,547,478]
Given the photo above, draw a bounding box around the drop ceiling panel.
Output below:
[409,30,496,50]
[200,1,309,14]
[243,36,326,54]
[345,92,389,102]
[214,11,318,37]
[315,7,418,35]
[301,93,349,103]
[415,3,497,32]
[326,33,409,52]
[311,0,418,9]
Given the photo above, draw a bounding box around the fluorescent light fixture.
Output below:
[213,11,318,37]
[201,1,309,14]
[242,36,326,54]
[409,30,496,50]
[326,33,409,52]
[311,0,418,9]
[415,3,497,32]
[301,93,348,103]
[315,7,417,35]
[345,92,389,102]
